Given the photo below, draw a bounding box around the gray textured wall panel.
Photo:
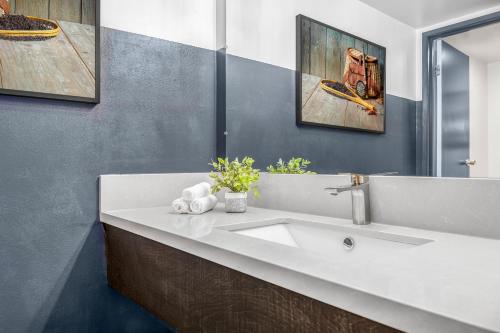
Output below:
[226,55,416,175]
[0,28,215,333]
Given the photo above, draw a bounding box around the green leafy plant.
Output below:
[266,157,317,174]
[209,157,260,197]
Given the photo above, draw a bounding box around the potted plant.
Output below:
[209,157,260,213]
[266,157,317,174]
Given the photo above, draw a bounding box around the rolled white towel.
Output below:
[189,195,218,215]
[172,198,189,214]
[182,182,212,201]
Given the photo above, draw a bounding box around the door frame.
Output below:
[420,11,500,176]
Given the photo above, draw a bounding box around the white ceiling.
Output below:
[444,22,500,63]
[359,0,500,28]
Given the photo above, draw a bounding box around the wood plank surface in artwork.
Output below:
[310,21,326,78]
[326,28,341,82]
[59,21,96,77]
[49,0,82,23]
[81,0,96,25]
[0,21,95,98]
[302,75,347,127]
[13,0,96,24]
[339,34,355,79]
[302,74,384,131]
[302,73,321,107]
[15,0,49,18]
[345,99,384,132]
[104,224,401,333]
[301,18,310,74]
[355,38,368,55]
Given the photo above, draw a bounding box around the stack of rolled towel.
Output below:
[172,182,218,215]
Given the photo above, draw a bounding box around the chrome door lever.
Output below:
[460,159,477,166]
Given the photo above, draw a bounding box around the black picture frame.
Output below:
[296,14,386,134]
[0,0,101,104]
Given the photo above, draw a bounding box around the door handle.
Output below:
[460,159,477,166]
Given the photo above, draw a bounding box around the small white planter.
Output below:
[225,192,247,213]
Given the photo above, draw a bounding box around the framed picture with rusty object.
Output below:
[296,15,386,133]
[0,0,100,103]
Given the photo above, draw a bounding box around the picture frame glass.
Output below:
[297,15,386,133]
[0,0,99,103]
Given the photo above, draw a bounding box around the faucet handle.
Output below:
[324,185,355,196]
[369,171,399,176]
[350,172,398,185]
[352,173,368,186]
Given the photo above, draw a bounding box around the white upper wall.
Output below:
[488,62,500,178]
[358,0,500,29]
[99,0,500,103]
[101,0,217,50]
[215,0,227,50]
[226,0,417,101]
[444,22,500,64]
[468,57,489,178]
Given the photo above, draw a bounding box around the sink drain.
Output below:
[343,237,355,250]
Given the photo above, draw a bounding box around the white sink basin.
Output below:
[220,219,433,257]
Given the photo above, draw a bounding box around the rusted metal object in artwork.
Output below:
[343,48,382,100]
[0,0,11,15]
[366,56,381,98]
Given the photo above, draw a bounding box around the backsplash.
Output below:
[101,173,500,239]
[370,176,500,239]
[251,174,500,239]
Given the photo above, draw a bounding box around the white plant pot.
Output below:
[225,192,247,213]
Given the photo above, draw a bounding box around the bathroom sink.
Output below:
[220,219,433,256]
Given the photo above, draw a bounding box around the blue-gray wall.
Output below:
[0,28,216,333]
[226,55,417,175]
[0,22,417,333]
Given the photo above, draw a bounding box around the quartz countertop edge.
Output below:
[100,205,500,333]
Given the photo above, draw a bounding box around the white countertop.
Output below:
[101,205,500,333]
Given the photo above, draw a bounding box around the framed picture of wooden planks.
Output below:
[0,0,100,103]
[296,15,386,133]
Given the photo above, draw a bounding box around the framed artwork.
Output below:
[0,0,100,103]
[296,15,386,133]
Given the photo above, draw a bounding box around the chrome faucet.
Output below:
[325,172,398,225]
[325,174,371,225]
